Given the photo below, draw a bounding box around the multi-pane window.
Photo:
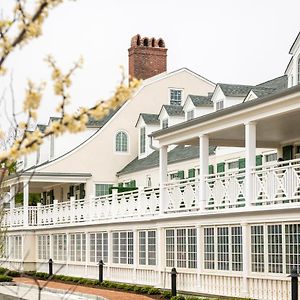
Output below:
[140,127,145,154]
[268,224,283,273]
[204,226,243,272]
[265,153,277,163]
[216,100,224,111]
[112,231,133,264]
[90,232,108,263]
[285,224,300,273]
[165,228,197,269]
[0,236,9,258]
[251,225,265,272]
[170,89,182,106]
[10,236,22,260]
[227,161,239,170]
[139,230,156,266]
[95,184,113,196]
[38,235,50,260]
[53,234,67,261]
[70,233,86,262]
[186,110,194,121]
[115,131,128,152]
[162,119,168,129]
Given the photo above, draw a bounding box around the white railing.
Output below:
[205,169,246,209]
[252,158,300,205]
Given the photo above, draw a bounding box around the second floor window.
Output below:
[116,131,128,152]
[187,110,194,121]
[140,127,145,154]
[216,100,224,111]
[162,119,168,129]
[170,89,182,105]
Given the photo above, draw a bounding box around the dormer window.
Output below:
[187,110,194,121]
[216,100,224,111]
[140,127,145,154]
[170,89,182,106]
[162,119,168,129]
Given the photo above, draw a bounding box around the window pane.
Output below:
[204,227,215,269]
[251,225,264,272]
[268,225,283,273]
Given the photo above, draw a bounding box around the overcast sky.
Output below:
[1,0,300,127]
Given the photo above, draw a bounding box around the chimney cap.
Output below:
[130,34,165,49]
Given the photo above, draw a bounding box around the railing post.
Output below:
[290,268,299,300]
[137,187,143,217]
[53,200,58,224]
[199,135,209,211]
[70,196,75,223]
[241,223,250,298]
[48,258,53,276]
[98,260,104,283]
[111,189,118,219]
[88,194,94,222]
[171,267,177,296]
[23,180,29,227]
[245,122,256,207]
[159,145,168,214]
[36,203,41,226]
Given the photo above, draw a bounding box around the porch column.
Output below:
[9,185,15,209]
[245,122,256,207]
[23,180,29,226]
[241,223,250,298]
[159,145,168,214]
[199,135,209,211]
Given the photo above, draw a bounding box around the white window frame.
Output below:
[169,88,184,106]
[140,127,146,154]
[216,100,224,111]
[53,234,67,261]
[162,119,169,129]
[264,151,278,164]
[89,232,108,263]
[226,159,239,171]
[138,230,156,266]
[94,183,113,197]
[115,130,129,154]
[186,110,194,121]
[112,231,134,265]
[69,233,86,262]
[9,235,22,260]
[37,235,50,261]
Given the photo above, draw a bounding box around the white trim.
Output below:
[169,87,184,106]
[114,129,130,155]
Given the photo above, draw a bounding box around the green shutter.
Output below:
[118,182,123,187]
[209,165,214,174]
[188,168,195,178]
[177,170,184,179]
[282,145,293,161]
[50,190,55,202]
[79,183,85,199]
[256,155,263,166]
[238,158,245,169]
[130,180,136,188]
[217,162,225,173]
[42,192,47,205]
[69,185,74,197]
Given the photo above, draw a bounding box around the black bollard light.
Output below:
[171,267,177,297]
[98,260,104,283]
[289,268,299,300]
[48,258,53,276]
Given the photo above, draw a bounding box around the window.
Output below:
[139,230,156,266]
[95,184,113,196]
[285,224,300,273]
[0,236,9,258]
[251,225,265,272]
[112,231,133,264]
[70,233,86,262]
[169,172,178,180]
[162,119,168,129]
[50,134,55,159]
[115,131,128,152]
[38,235,50,260]
[165,228,197,269]
[146,176,152,187]
[268,224,283,273]
[265,153,277,163]
[170,89,182,106]
[216,100,224,111]
[227,161,239,170]
[204,226,243,272]
[10,236,22,260]
[140,127,145,154]
[186,110,194,121]
[53,234,67,261]
[298,56,300,84]
[90,232,108,263]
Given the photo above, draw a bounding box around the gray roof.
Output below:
[249,87,277,98]
[256,75,288,91]
[219,83,254,97]
[37,124,47,133]
[189,95,213,107]
[117,145,216,176]
[162,105,185,116]
[140,113,160,125]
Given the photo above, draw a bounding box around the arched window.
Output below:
[298,56,300,84]
[115,131,128,152]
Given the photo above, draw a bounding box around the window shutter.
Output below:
[42,192,47,205]
[177,170,184,179]
[282,145,293,161]
[50,190,55,202]
[79,183,85,199]
[256,155,263,166]
[188,168,195,178]
[238,158,245,169]
[217,162,225,173]
[69,185,74,197]
[118,182,123,187]
[130,180,136,188]
[209,165,214,174]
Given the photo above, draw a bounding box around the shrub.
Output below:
[147,287,161,295]
[140,286,151,294]
[7,270,21,277]
[171,296,186,300]
[0,274,13,282]
[0,267,8,275]
[133,286,143,293]
[161,290,172,299]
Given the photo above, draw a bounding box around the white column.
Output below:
[23,180,29,227]
[196,225,203,292]
[156,227,165,288]
[245,122,256,207]
[159,145,168,214]
[133,229,138,283]
[241,223,250,298]
[9,185,15,209]
[107,230,112,280]
[199,135,209,210]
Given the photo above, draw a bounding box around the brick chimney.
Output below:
[128,34,167,80]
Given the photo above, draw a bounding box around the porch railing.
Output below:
[3,158,300,229]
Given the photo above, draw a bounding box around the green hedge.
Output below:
[0,274,13,282]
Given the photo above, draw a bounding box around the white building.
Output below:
[1,33,300,300]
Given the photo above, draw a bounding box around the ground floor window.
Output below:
[38,235,50,260]
[90,232,108,263]
[53,234,67,261]
[166,227,197,269]
[139,230,156,266]
[112,231,133,264]
[204,226,243,271]
[70,233,86,262]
